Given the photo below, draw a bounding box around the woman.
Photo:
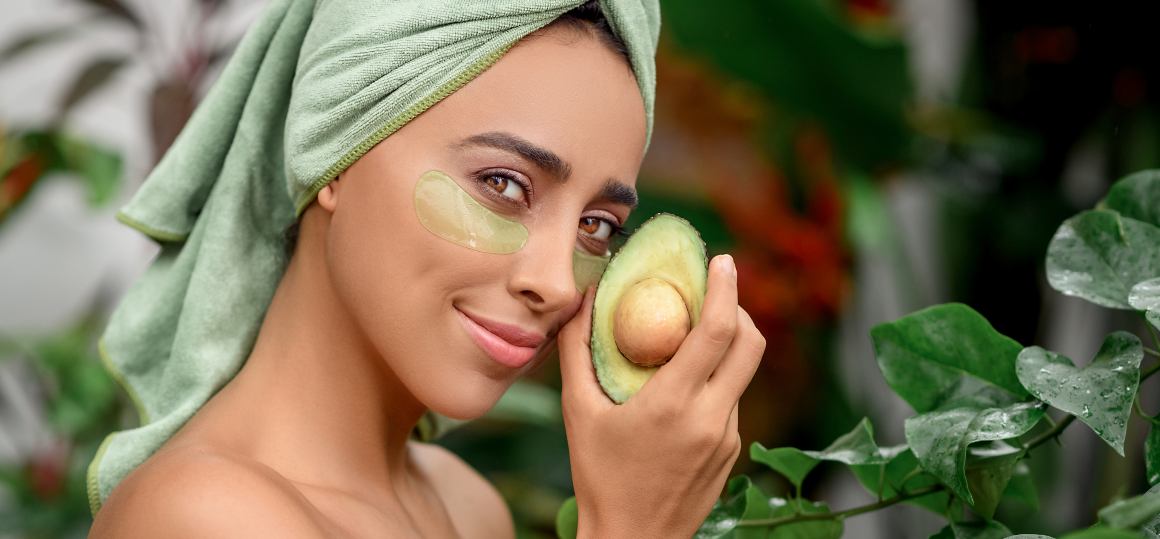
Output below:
[87,0,765,536]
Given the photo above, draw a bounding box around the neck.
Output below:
[198,214,426,495]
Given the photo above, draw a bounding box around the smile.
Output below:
[455,308,544,369]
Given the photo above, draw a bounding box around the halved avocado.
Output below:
[591,213,708,403]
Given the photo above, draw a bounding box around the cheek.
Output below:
[325,174,442,343]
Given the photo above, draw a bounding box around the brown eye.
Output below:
[478,173,527,203]
[485,175,508,192]
[580,216,601,235]
[579,216,614,240]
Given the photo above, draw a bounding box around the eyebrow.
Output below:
[454,131,638,208]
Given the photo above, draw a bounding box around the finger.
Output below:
[647,254,738,396]
[707,306,765,405]
[557,286,612,411]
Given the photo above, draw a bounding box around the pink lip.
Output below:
[456,308,545,368]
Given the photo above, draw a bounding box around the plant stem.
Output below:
[1147,347,1160,359]
[1144,360,1160,381]
[1024,414,1076,451]
[734,485,945,528]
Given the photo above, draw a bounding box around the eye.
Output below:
[479,172,528,204]
[577,215,623,256]
[579,216,615,240]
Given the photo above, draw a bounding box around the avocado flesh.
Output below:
[591,213,708,403]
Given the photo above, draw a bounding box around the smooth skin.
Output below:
[90,21,763,539]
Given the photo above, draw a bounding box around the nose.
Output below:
[507,220,578,314]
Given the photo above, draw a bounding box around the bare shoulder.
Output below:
[410,442,515,539]
[90,443,329,539]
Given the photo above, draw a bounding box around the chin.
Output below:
[420,372,513,421]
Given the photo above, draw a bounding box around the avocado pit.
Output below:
[613,278,690,367]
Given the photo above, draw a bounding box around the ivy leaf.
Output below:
[1101,170,1160,228]
[871,303,1028,414]
[964,441,1024,520]
[1015,332,1143,455]
[850,448,951,516]
[555,496,577,539]
[1129,279,1160,330]
[750,444,818,489]
[928,520,1011,539]
[696,476,754,539]
[904,400,1044,504]
[1098,484,1160,529]
[1002,462,1039,510]
[1046,209,1160,310]
[1148,422,1160,486]
[749,418,903,490]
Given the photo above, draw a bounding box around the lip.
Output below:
[456,308,545,368]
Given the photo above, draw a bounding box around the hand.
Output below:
[557,254,766,539]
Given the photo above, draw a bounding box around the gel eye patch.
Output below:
[413,169,529,254]
[413,169,610,290]
[573,249,609,292]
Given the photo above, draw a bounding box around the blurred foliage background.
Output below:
[1,0,1158,537]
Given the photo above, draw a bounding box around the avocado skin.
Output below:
[590,213,708,403]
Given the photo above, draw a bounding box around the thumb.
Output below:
[557,286,612,411]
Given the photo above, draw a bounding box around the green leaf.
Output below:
[1046,210,1160,309]
[850,448,951,515]
[871,303,1028,413]
[804,417,906,465]
[1147,423,1160,487]
[904,401,1044,503]
[750,444,818,489]
[1101,170,1160,228]
[1099,485,1160,529]
[55,134,122,206]
[1002,462,1039,510]
[1006,535,1055,539]
[555,496,577,539]
[1015,332,1143,455]
[695,476,759,539]
[929,520,1012,539]
[767,499,841,539]
[1129,279,1160,331]
[965,442,1024,520]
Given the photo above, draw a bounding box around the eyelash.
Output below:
[470,169,627,251]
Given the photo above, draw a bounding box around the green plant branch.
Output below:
[732,360,1160,531]
[1134,395,1158,424]
[1148,321,1160,352]
[734,484,945,528]
[1147,347,1160,359]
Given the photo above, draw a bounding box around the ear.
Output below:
[317,178,340,212]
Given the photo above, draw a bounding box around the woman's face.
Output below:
[314,24,647,419]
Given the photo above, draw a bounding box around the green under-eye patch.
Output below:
[413,169,611,289]
[573,249,609,292]
[413,169,529,254]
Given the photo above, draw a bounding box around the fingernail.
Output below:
[720,254,736,278]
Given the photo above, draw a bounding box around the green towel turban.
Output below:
[87,0,659,514]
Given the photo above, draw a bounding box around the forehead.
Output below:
[406,24,648,182]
